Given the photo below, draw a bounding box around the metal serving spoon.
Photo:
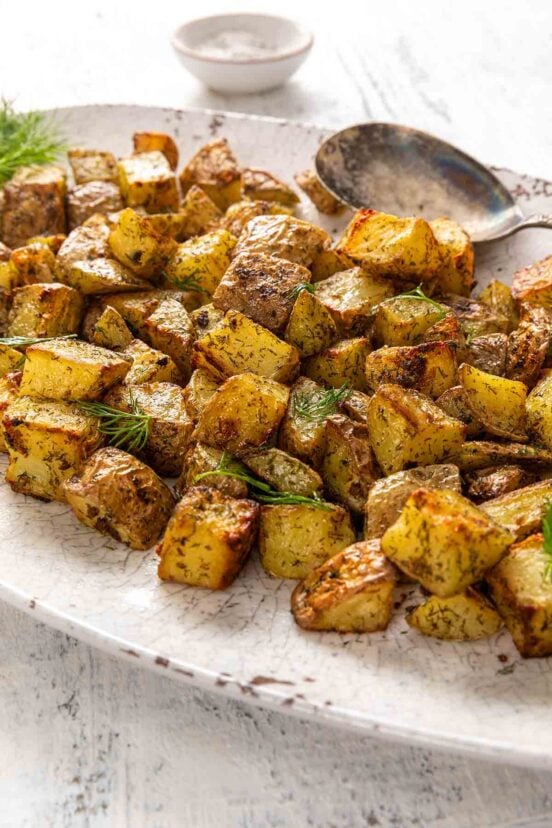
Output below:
[315,123,552,243]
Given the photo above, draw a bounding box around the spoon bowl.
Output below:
[315,123,552,243]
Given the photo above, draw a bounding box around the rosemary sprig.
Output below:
[0,333,77,350]
[77,393,151,453]
[293,383,351,422]
[0,99,66,185]
[194,451,332,511]
[390,284,447,319]
[288,282,315,301]
[542,500,552,584]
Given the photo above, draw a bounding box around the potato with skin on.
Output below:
[19,339,131,402]
[241,447,323,498]
[8,283,84,338]
[367,384,466,476]
[3,396,102,501]
[142,298,196,380]
[103,289,200,337]
[234,214,331,268]
[89,306,133,350]
[464,333,508,377]
[310,248,353,283]
[108,208,177,279]
[213,251,310,333]
[63,447,175,550]
[458,362,527,442]
[64,258,152,295]
[372,297,445,347]
[163,229,237,295]
[194,372,289,455]
[294,169,344,215]
[291,540,396,632]
[487,533,552,658]
[67,181,123,229]
[284,287,338,357]
[56,222,111,278]
[178,184,222,238]
[365,341,457,399]
[506,321,549,388]
[117,151,180,213]
[340,389,373,425]
[220,199,291,238]
[466,465,534,503]
[422,313,467,356]
[436,386,483,438]
[315,268,394,336]
[304,337,372,392]
[511,254,552,309]
[2,164,66,248]
[0,371,22,451]
[364,463,462,540]
[260,502,355,579]
[242,167,299,206]
[132,131,179,170]
[10,242,56,284]
[479,480,552,541]
[321,414,379,514]
[406,588,503,641]
[175,443,248,500]
[381,487,514,597]
[450,440,552,473]
[157,486,259,589]
[68,148,118,184]
[429,216,474,296]
[278,377,330,469]
[123,339,182,386]
[526,373,552,450]
[444,294,510,338]
[479,279,518,331]
[182,368,220,422]
[192,310,300,384]
[179,138,242,211]
[336,209,442,282]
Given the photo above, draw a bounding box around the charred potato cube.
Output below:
[234,214,331,268]
[479,480,552,541]
[142,298,195,379]
[321,414,379,513]
[241,447,323,498]
[291,540,396,632]
[278,377,329,468]
[315,268,394,335]
[220,199,291,238]
[68,148,118,184]
[8,283,84,338]
[123,339,181,386]
[2,164,66,248]
[176,444,248,500]
[89,305,133,350]
[163,229,236,295]
[157,486,259,589]
[512,254,552,309]
[406,588,502,641]
[372,297,444,346]
[117,151,179,213]
[284,287,338,357]
[182,368,220,422]
[294,169,343,215]
[133,131,179,170]
[458,362,527,441]
[10,242,56,284]
[242,167,299,206]
[108,208,177,278]
[63,447,174,550]
[429,217,474,296]
[179,139,242,211]
[67,181,123,229]
[179,185,222,238]
[365,342,457,399]
[526,373,552,450]
[382,487,513,597]
[304,337,372,392]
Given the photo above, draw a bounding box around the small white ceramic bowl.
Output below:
[171,13,313,95]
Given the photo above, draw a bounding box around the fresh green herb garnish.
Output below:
[193,451,332,510]
[542,499,552,583]
[168,273,210,295]
[293,383,351,422]
[288,282,315,301]
[0,99,66,185]
[391,284,447,319]
[77,393,151,453]
[0,333,77,349]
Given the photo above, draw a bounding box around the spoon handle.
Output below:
[514,214,552,232]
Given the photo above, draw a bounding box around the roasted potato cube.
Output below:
[479,279,518,331]
[68,148,118,184]
[291,540,396,632]
[422,312,467,354]
[8,283,84,338]
[163,229,236,295]
[195,372,289,455]
[2,165,66,248]
[0,242,11,261]
[242,447,323,497]
[304,337,371,392]
[458,362,527,441]
[0,259,20,290]
[512,254,552,309]
[0,371,22,450]
[429,217,474,296]
[20,339,130,401]
[102,289,199,336]
[487,533,552,657]
[56,222,111,277]
[506,321,549,388]
[142,298,195,379]
[260,502,355,579]
[133,131,179,170]
[284,287,338,357]
[234,215,330,268]
[340,389,373,425]
[220,199,290,238]
[182,368,220,422]
[179,185,222,238]
[140,212,188,242]
[10,242,56,284]
[435,386,483,438]
[466,465,534,503]
[118,151,179,213]
[0,344,24,377]
[367,384,465,475]
[444,294,509,338]
[464,333,508,377]
[63,447,174,549]
[213,252,310,333]
[294,169,343,215]
[242,167,299,206]
[179,139,242,211]
[123,339,181,385]
[315,268,394,335]
[157,486,259,589]
[176,443,248,500]
[372,297,444,346]
[108,208,177,278]
[67,181,123,229]
[322,415,379,513]
[3,396,102,501]
[527,373,552,450]
[193,310,300,384]
[365,341,457,399]
[450,440,552,472]
[64,258,151,294]
[278,377,329,468]
[406,588,502,640]
[336,209,442,282]
[364,463,461,540]
[89,305,133,350]
[479,480,552,541]
[310,248,353,283]
[190,303,225,336]
[381,487,513,597]
[104,382,193,476]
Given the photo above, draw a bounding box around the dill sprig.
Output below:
[391,284,447,319]
[0,333,77,350]
[293,383,351,422]
[167,273,210,295]
[0,100,66,185]
[542,500,552,584]
[288,282,315,301]
[193,451,332,511]
[77,393,151,453]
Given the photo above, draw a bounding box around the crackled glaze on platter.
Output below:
[2,105,552,768]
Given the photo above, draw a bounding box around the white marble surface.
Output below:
[1,0,552,825]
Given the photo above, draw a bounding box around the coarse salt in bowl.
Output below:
[171,13,313,95]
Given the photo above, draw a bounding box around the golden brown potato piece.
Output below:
[123,339,181,386]
[278,377,330,469]
[88,306,133,350]
[406,588,502,641]
[242,167,299,206]
[450,440,552,473]
[429,216,474,296]
[179,139,242,211]
[479,480,552,541]
[189,303,225,337]
[512,254,552,309]
[234,214,330,268]
[291,540,396,632]
[63,447,174,549]
[506,321,549,388]
[294,169,344,215]
[310,248,353,283]
[220,198,291,237]
[372,297,445,347]
[108,208,177,279]
[458,362,527,442]
[444,294,510,338]
[142,298,196,380]
[157,486,259,589]
[321,415,379,513]
[466,465,534,503]
[56,222,111,278]
[118,151,179,213]
[315,268,394,335]
[0,371,22,451]
[367,384,465,475]
[103,289,199,337]
[478,279,518,332]
[176,443,248,500]
[2,165,66,248]
[133,131,179,170]
[195,372,289,455]
[8,283,84,338]
[381,487,513,597]
[241,447,323,498]
[9,242,56,285]
[68,148,118,184]
[0,345,23,379]
[67,181,123,229]
[163,229,236,295]
[526,373,552,450]
[64,258,151,295]
[259,502,355,579]
[182,368,220,422]
[284,287,338,357]
[364,464,462,540]
[303,337,371,392]
[212,251,310,333]
[435,386,483,438]
[365,341,457,399]
[179,185,222,238]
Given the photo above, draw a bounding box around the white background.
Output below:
[1,1,552,825]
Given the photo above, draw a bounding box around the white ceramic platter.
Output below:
[2,105,552,768]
